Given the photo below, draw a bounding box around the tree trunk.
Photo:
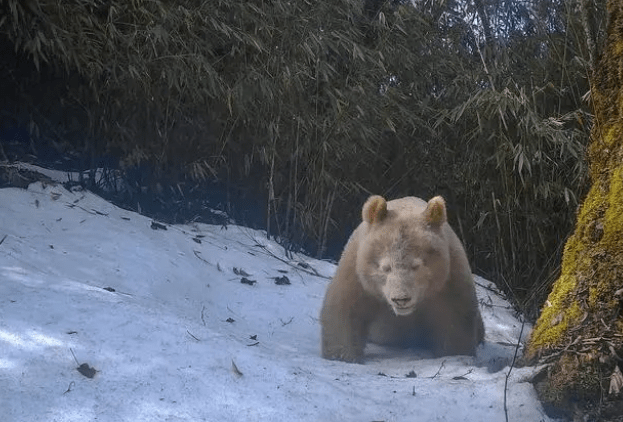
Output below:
[524,0,623,417]
[473,0,493,49]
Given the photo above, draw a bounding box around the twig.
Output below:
[187,330,200,341]
[474,279,502,295]
[537,335,583,364]
[65,203,97,215]
[201,305,207,326]
[69,348,80,365]
[237,228,329,279]
[504,319,526,422]
[63,381,75,395]
[0,234,6,246]
[193,250,212,265]
[253,241,329,279]
[428,360,446,379]
[280,317,294,326]
[452,368,474,380]
[197,237,228,251]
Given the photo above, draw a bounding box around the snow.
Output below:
[0,171,554,421]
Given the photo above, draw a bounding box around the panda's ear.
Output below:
[423,196,447,226]
[362,195,387,224]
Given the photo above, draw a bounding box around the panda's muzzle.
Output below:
[390,295,415,315]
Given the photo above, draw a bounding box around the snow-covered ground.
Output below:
[0,169,553,421]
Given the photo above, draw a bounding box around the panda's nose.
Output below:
[391,296,412,307]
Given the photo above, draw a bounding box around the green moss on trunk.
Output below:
[525,0,623,415]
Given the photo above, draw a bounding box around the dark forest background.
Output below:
[0,0,606,319]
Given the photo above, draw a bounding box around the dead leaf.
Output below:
[273,275,290,285]
[150,221,167,230]
[609,365,623,396]
[77,363,97,378]
[240,277,256,285]
[233,267,250,276]
[551,312,564,326]
[231,359,243,377]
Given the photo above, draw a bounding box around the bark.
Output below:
[524,0,623,416]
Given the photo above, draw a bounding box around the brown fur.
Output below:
[320,195,484,363]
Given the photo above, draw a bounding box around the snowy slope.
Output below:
[0,177,553,421]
